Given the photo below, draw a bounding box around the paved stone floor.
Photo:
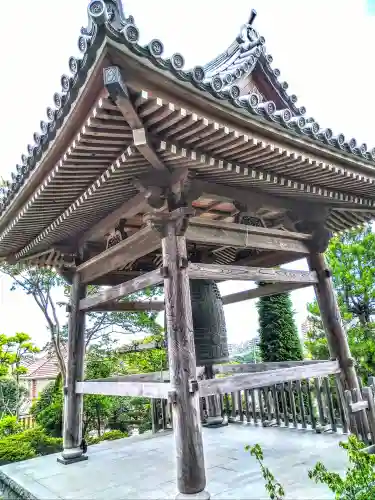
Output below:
[0,424,349,499]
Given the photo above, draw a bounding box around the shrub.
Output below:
[0,416,23,437]
[100,430,128,441]
[31,376,63,437]
[248,435,375,500]
[308,435,375,499]
[0,426,62,465]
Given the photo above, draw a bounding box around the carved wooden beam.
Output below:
[79,192,148,245]
[222,282,312,306]
[76,225,161,284]
[188,262,318,284]
[79,268,163,311]
[87,300,164,312]
[190,179,304,213]
[186,218,311,255]
[104,66,168,172]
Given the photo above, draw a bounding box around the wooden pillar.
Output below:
[307,252,359,391]
[159,210,209,499]
[58,272,87,464]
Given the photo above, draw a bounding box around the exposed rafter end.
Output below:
[103,65,168,172]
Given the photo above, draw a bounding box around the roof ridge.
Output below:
[0,1,374,226]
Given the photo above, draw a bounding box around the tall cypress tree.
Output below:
[257,292,303,362]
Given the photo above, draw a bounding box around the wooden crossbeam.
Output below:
[79,269,163,311]
[77,225,161,284]
[79,192,148,244]
[213,360,328,375]
[188,262,318,284]
[189,218,311,241]
[186,218,310,254]
[222,282,312,306]
[88,300,165,312]
[198,360,340,397]
[76,380,171,399]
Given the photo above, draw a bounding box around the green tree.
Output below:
[327,226,375,325]
[257,292,303,362]
[305,226,375,379]
[0,263,163,383]
[0,379,27,419]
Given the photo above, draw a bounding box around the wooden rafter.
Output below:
[104,66,168,172]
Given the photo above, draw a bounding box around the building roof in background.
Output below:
[22,344,67,379]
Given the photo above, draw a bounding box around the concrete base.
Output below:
[0,425,349,499]
[203,416,228,428]
[57,454,88,465]
[176,490,210,499]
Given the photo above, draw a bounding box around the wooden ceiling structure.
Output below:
[0,1,374,284]
[0,2,373,497]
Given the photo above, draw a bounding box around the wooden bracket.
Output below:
[144,206,195,236]
[188,380,199,394]
[317,268,332,279]
[168,390,177,405]
[103,67,142,129]
[161,266,169,278]
[178,257,189,269]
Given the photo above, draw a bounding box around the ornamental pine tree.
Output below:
[257,292,303,362]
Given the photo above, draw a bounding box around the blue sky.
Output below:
[1,0,374,347]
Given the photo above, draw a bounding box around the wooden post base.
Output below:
[176,491,210,500]
[57,453,88,465]
[203,415,227,428]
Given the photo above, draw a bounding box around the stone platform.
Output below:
[0,425,348,499]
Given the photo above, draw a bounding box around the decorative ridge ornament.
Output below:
[1,3,375,223]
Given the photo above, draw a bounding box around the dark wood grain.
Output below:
[79,269,162,311]
[162,219,207,495]
[189,263,318,284]
[308,252,360,392]
[186,219,310,254]
[61,273,86,461]
[89,300,165,312]
[77,225,161,284]
[79,192,147,245]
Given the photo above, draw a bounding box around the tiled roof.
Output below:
[0,1,374,221]
[23,344,67,379]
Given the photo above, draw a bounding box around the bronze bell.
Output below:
[190,279,229,367]
[164,279,229,367]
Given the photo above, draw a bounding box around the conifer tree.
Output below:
[257,292,303,362]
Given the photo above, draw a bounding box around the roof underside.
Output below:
[0,1,374,271]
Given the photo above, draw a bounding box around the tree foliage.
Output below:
[258,292,303,362]
[0,263,163,383]
[326,226,375,325]
[305,226,375,379]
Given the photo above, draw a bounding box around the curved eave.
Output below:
[106,36,375,177]
[1,1,375,252]
[0,41,108,235]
